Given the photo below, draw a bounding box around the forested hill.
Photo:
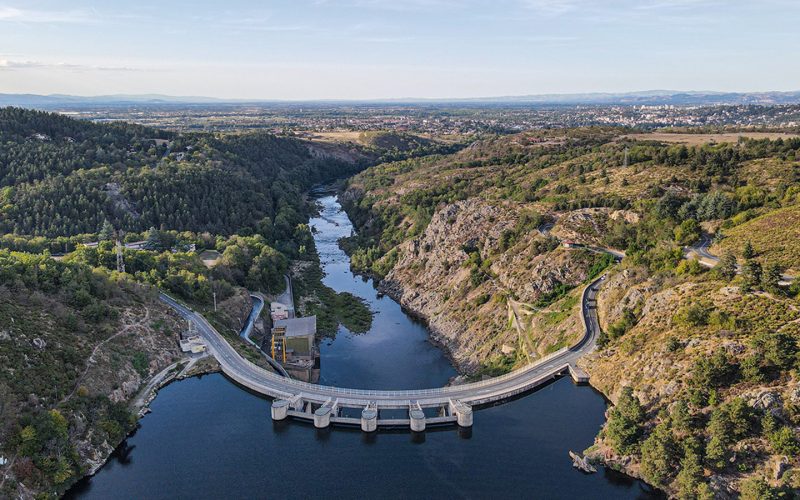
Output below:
[0,107,368,237]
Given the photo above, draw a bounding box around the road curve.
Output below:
[159,274,605,410]
[686,233,794,284]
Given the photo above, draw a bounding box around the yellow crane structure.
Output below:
[271,326,287,363]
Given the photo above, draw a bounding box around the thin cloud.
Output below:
[634,0,719,10]
[347,0,465,11]
[518,0,582,16]
[0,59,138,72]
[0,6,98,24]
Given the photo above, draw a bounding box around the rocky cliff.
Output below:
[379,198,607,373]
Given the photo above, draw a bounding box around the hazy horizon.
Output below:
[4,88,800,103]
[2,0,799,100]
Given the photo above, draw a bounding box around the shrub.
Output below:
[673,302,711,327]
[767,426,800,455]
[131,352,149,377]
[676,258,704,276]
[739,477,781,500]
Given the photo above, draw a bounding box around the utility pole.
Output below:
[623,146,629,168]
[213,291,217,312]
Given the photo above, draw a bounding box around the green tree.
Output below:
[759,331,798,370]
[761,263,783,293]
[144,227,162,251]
[726,398,756,439]
[675,449,705,500]
[98,219,115,241]
[706,406,733,469]
[18,425,39,457]
[674,219,700,246]
[740,355,764,383]
[740,259,762,293]
[716,251,738,281]
[767,426,800,455]
[606,386,645,455]
[670,399,693,433]
[640,420,679,487]
[742,240,755,259]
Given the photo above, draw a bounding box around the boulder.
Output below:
[745,390,784,418]
[569,451,596,473]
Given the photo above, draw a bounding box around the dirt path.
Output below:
[507,299,538,362]
[131,358,189,414]
[59,306,151,405]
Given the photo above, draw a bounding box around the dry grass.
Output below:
[622,132,800,145]
[307,131,363,143]
[713,204,800,272]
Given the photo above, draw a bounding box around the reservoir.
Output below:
[68,194,660,499]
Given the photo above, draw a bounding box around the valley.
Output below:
[1,108,799,499]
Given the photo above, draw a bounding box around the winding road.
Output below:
[686,233,794,284]
[159,273,603,415]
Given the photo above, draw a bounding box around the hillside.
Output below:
[0,251,185,497]
[712,204,800,274]
[0,107,371,237]
[342,129,800,496]
[0,109,390,498]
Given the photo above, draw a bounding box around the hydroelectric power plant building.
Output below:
[272,316,316,359]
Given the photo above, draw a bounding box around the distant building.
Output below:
[272,316,316,361]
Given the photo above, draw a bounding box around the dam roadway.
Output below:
[159,275,603,430]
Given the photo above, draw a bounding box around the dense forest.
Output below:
[0,107,365,238]
[0,107,378,302]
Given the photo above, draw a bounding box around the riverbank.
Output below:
[68,191,662,500]
[78,355,222,480]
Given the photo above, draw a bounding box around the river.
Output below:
[67,194,661,499]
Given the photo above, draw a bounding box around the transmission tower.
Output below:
[115,229,126,274]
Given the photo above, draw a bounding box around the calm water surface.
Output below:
[68,194,660,499]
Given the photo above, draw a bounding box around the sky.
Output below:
[0,0,798,100]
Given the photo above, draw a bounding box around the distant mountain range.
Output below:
[0,93,230,107]
[2,90,800,108]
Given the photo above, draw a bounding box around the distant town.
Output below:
[48,102,800,136]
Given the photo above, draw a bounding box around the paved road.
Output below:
[538,222,555,235]
[159,275,604,410]
[686,233,794,284]
[585,245,626,261]
[687,233,718,264]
